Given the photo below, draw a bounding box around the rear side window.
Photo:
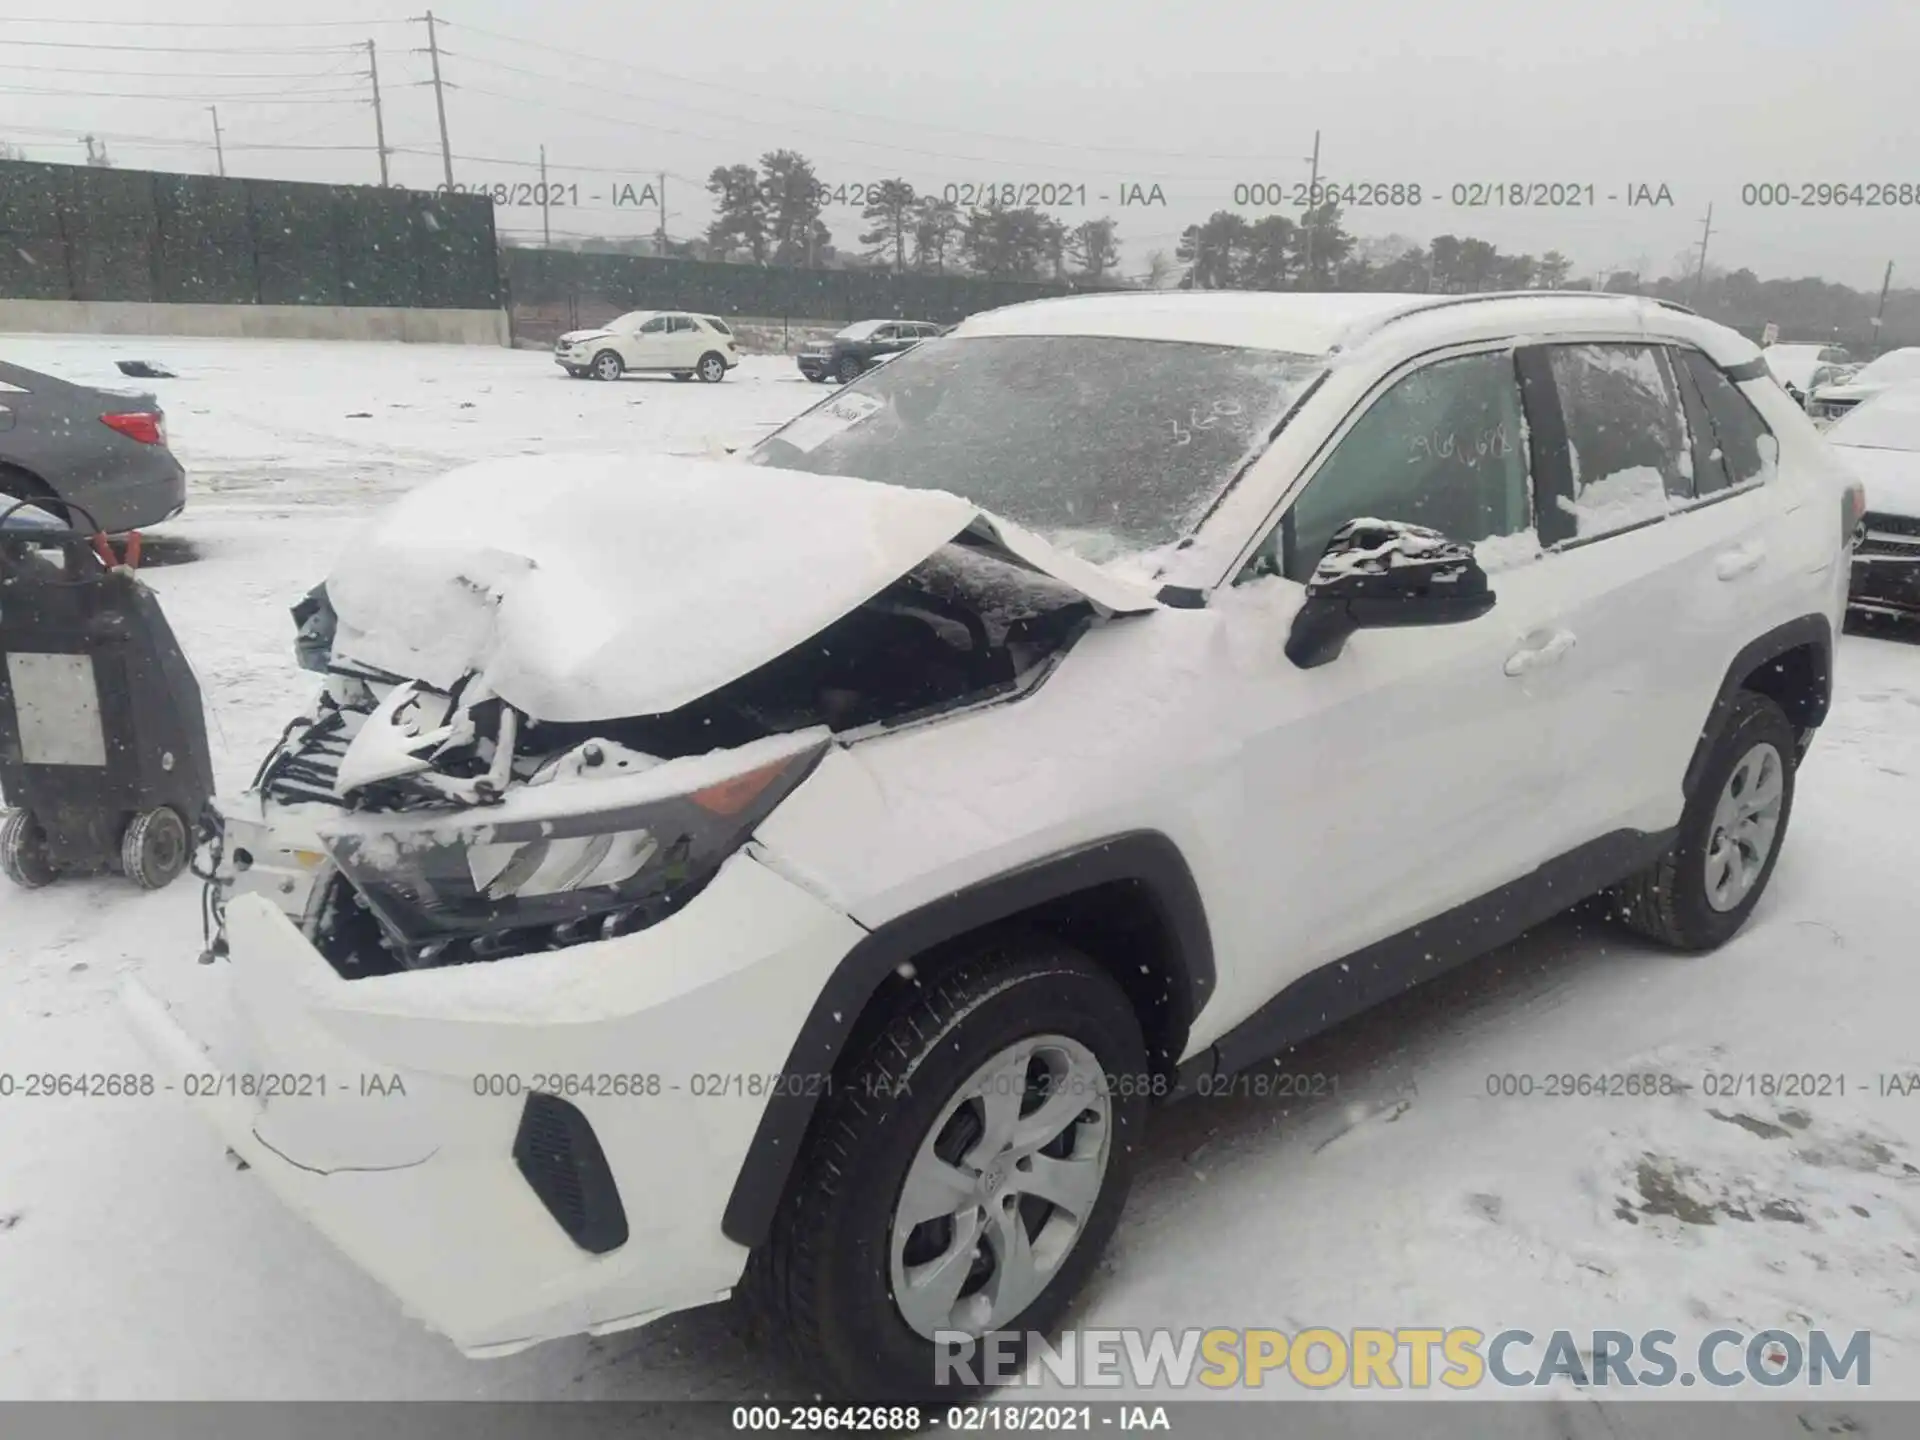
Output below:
[669,316,699,333]
[1545,344,1691,540]
[1675,349,1774,493]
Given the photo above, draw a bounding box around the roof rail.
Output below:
[1335,289,1699,349]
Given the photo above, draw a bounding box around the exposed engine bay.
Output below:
[203,540,1098,979]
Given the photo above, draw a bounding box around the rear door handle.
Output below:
[1716,542,1767,580]
[1504,629,1577,676]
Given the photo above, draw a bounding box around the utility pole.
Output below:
[1691,202,1714,304]
[538,145,551,246]
[1301,129,1322,287]
[207,106,225,177]
[420,11,454,189]
[366,39,390,186]
[1871,260,1894,351]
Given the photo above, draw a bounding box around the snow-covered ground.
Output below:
[1,334,1917,1409]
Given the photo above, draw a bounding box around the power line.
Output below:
[0,16,410,27]
[0,84,371,102]
[0,61,371,79]
[443,19,1295,165]
[0,38,359,54]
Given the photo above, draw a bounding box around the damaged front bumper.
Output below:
[122,848,865,1355]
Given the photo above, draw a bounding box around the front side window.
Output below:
[1545,344,1691,540]
[1252,350,1532,584]
[750,335,1324,565]
[637,316,670,334]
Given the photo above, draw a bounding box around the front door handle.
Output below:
[1716,542,1767,580]
[1504,628,1577,676]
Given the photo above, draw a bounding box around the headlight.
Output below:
[313,737,827,968]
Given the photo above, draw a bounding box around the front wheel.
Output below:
[744,937,1148,1402]
[0,808,57,888]
[590,349,624,382]
[697,352,728,383]
[836,355,863,385]
[1609,691,1796,949]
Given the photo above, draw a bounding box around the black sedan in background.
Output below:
[797,319,944,384]
[0,360,185,533]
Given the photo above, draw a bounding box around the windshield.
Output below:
[609,311,654,330]
[1853,349,1920,386]
[1826,383,1920,452]
[748,334,1324,563]
[835,320,887,340]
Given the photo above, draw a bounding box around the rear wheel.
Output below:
[0,809,57,888]
[121,806,189,891]
[590,350,624,382]
[697,352,728,383]
[1609,691,1796,950]
[744,936,1148,1402]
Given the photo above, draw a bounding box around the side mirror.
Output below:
[1285,519,1496,669]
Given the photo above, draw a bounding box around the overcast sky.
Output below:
[2,0,1916,288]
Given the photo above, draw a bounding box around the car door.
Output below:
[666,315,706,369]
[624,314,673,369]
[1506,340,1789,855]
[1197,343,1571,1033]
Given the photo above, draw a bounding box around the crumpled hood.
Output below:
[1833,444,1920,520]
[557,329,616,345]
[323,452,1158,724]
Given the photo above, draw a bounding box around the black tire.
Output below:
[0,808,57,888]
[671,370,694,382]
[696,352,728,384]
[743,937,1149,1402]
[1609,691,1797,950]
[121,806,189,891]
[836,355,863,385]
[590,349,623,382]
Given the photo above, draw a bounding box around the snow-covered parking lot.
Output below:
[1,334,1918,1407]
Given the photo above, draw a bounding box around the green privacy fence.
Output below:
[0,159,502,309]
[503,247,1115,333]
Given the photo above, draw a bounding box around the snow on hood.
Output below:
[1832,444,1920,520]
[323,452,1158,724]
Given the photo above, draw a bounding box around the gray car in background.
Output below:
[0,360,186,533]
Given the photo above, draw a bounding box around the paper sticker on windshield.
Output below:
[777,391,885,453]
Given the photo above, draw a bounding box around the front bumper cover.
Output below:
[120,849,864,1355]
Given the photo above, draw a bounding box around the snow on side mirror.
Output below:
[1286,519,1496,670]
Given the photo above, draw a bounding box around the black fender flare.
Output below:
[1683,613,1832,798]
[720,830,1214,1248]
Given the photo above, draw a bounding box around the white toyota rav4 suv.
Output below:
[126,291,1858,1401]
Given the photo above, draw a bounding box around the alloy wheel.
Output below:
[888,1034,1112,1340]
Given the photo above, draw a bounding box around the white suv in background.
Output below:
[126,291,1856,1402]
[555,310,739,382]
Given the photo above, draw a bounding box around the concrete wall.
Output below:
[0,299,510,346]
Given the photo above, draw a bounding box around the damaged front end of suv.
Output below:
[199,453,1152,981]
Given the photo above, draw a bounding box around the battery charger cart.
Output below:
[0,499,213,890]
